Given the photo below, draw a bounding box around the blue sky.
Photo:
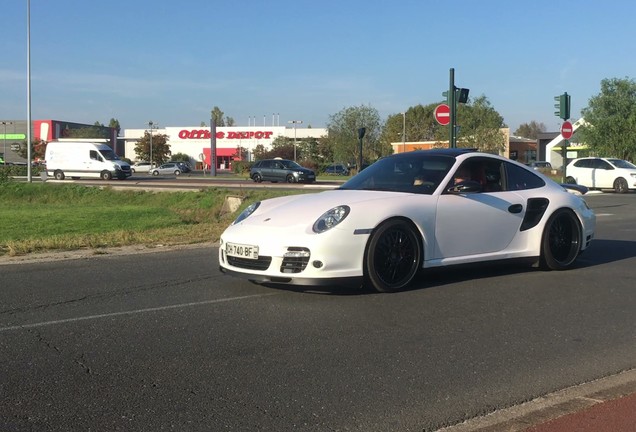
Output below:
[1,0,635,134]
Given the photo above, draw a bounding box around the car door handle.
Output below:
[508,204,523,214]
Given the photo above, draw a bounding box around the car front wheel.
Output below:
[613,177,628,193]
[364,219,422,293]
[101,171,112,180]
[252,173,262,183]
[540,209,581,270]
[152,171,159,176]
[286,174,295,183]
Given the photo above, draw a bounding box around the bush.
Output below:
[232,160,252,174]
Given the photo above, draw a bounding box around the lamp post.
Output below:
[401,112,406,153]
[148,121,154,166]
[288,120,302,161]
[1,121,12,163]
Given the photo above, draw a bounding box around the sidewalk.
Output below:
[437,368,636,432]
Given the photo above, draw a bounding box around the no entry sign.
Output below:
[561,121,574,140]
[434,104,451,126]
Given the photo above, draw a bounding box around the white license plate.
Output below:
[226,242,259,259]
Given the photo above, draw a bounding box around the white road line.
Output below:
[0,293,280,333]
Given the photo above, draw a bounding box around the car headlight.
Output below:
[232,202,260,225]
[312,205,350,233]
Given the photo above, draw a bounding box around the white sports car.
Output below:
[219,149,595,292]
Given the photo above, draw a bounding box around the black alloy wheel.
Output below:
[364,219,422,293]
[540,209,581,270]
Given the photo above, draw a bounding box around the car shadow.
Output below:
[253,239,636,295]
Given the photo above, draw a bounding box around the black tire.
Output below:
[152,171,159,176]
[174,170,181,176]
[101,171,112,180]
[252,173,262,183]
[540,209,582,270]
[565,176,577,184]
[286,174,295,183]
[54,170,65,180]
[364,219,422,293]
[613,177,628,194]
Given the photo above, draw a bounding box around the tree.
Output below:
[14,138,46,161]
[514,121,546,139]
[109,118,121,136]
[380,104,443,153]
[324,104,382,167]
[456,95,507,154]
[580,77,636,161]
[134,131,171,165]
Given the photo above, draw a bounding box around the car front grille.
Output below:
[227,255,272,271]
[280,247,310,273]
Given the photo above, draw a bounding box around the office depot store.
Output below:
[123,125,327,169]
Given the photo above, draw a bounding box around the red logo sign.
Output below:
[178,129,274,140]
[561,121,573,140]
[434,104,451,126]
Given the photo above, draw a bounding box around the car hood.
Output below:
[235,189,431,229]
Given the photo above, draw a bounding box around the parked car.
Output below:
[528,161,552,170]
[220,148,595,293]
[131,161,153,173]
[150,163,182,176]
[170,161,192,173]
[324,163,349,176]
[566,157,636,193]
[250,159,315,183]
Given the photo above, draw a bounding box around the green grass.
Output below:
[0,182,309,256]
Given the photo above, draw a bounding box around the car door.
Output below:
[433,159,525,259]
[592,159,615,188]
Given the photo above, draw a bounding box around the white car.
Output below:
[219,149,596,293]
[131,162,153,173]
[566,157,636,193]
[150,163,182,176]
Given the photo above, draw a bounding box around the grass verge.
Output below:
[0,182,310,257]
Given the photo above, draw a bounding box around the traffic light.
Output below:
[554,92,571,120]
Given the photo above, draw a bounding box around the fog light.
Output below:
[312,260,323,268]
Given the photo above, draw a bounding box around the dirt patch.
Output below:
[0,242,217,266]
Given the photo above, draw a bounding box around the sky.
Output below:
[1,0,636,134]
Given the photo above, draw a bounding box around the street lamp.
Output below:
[148,121,155,166]
[288,120,302,161]
[401,112,406,153]
[1,121,13,164]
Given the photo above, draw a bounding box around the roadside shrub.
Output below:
[232,160,252,174]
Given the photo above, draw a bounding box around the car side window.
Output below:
[597,160,612,170]
[505,162,546,191]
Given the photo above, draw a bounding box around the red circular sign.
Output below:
[561,121,574,140]
[434,104,451,125]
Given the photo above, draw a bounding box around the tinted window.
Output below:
[505,162,545,191]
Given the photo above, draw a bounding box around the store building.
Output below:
[122,125,328,169]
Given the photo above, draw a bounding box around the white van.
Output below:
[45,141,132,180]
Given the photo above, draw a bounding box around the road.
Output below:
[0,193,635,431]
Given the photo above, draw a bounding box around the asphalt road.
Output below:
[0,193,635,431]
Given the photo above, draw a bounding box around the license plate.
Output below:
[226,242,259,259]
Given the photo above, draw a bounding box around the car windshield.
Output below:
[279,160,303,169]
[339,153,455,195]
[609,159,636,169]
[100,149,120,161]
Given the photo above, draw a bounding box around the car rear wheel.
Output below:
[540,209,581,270]
[565,176,576,184]
[54,170,65,180]
[613,177,628,193]
[364,219,422,293]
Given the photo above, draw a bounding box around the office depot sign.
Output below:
[178,129,274,140]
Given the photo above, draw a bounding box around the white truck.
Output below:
[45,141,132,180]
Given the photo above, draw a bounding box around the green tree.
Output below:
[580,77,636,161]
[456,95,507,153]
[380,104,443,153]
[109,118,121,136]
[14,138,47,161]
[514,121,546,139]
[324,104,382,167]
[134,131,171,165]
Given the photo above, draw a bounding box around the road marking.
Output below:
[0,293,280,333]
